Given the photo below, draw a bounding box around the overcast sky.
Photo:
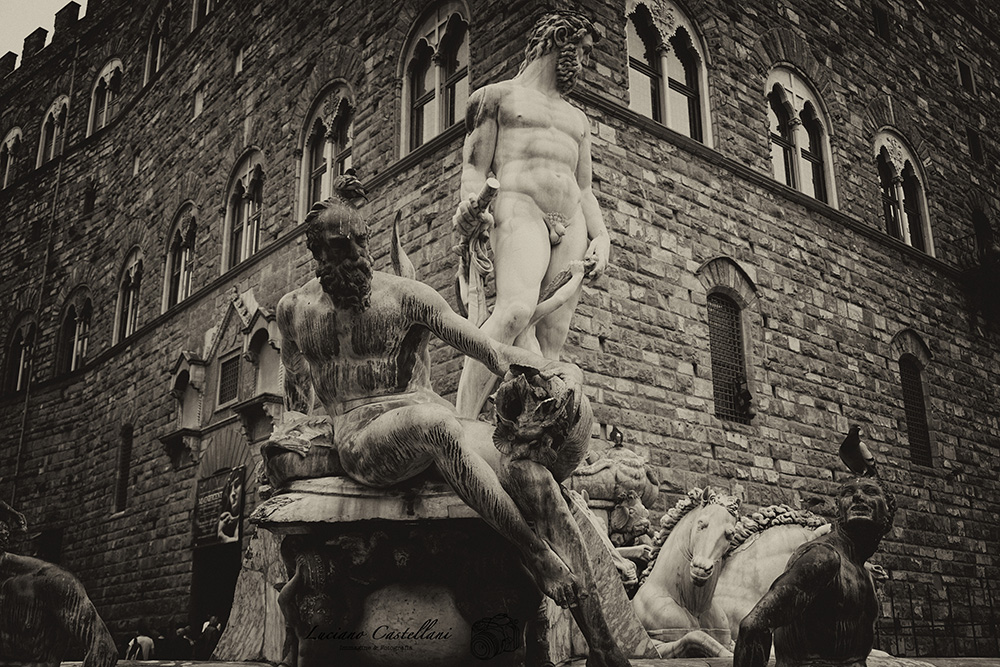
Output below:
[0,0,89,65]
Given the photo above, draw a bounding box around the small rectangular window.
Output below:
[873,5,891,41]
[218,355,240,405]
[957,59,976,93]
[115,424,133,513]
[968,127,984,163]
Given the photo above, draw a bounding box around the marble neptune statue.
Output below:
[453,10,611,418]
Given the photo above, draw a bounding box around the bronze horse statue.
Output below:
[0,501,117,667]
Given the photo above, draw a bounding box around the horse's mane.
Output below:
[724,503,828,556]
[638,487,740,586]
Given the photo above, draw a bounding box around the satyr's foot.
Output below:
[526,547,585,608]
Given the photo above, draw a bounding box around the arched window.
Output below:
[89,60,124,135]
[192,0,215,29]
[58,297,92,375]
[5,318,36,393]
[800,103,826,202]
[898,354,932,466]
[666,29,702,141]
[247,328,280,396]
[765,68,836,205]
[873,131,932,254]
[37,97,69,167]
[972,210,996,264]
[115,249,143,343]
[164,206,196,310]
[707,293,752,424]
[225,152,265,269]
[115,423,133,512]
[145,2,172,85]
[626,7,661,123]
[400,2,469,154]
[877,151,901,238]
[768,88,795,188]
[300,87,354,216]
[1,128,23,188]
[626,2,708,143]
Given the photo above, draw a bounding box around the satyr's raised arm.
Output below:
[576,116,610,277]
[734,544,840,667]
[276,294,312,414]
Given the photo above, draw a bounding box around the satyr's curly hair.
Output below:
[520,10,601,71]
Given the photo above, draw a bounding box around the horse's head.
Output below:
[687,488,739,586]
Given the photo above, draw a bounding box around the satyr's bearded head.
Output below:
[304,197,373,312]
[836,475,896,537]
[521,11,600,94]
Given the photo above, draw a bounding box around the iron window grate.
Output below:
[218,355,240,405]
[900,356,932,466]
[708,294,750,424]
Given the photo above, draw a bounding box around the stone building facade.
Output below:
[0,0,997,656]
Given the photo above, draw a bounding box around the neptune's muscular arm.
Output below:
[735,544,840,667]
[396,277,582,388]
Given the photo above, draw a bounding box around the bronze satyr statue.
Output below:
[734,428,897,667]
[0,501,117,667]
[275,192,630,666]
[453,10,611,418]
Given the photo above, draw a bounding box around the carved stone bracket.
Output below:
[158,427,200,470]
[232,392,284,444]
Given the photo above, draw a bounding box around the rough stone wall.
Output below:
[0,0,997,653]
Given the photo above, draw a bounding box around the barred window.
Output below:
[708,293,751,424]
[218,355,240,405]
[899,354,932,466]
[115,423,133,513]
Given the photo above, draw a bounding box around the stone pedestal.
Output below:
[250,476,543,667]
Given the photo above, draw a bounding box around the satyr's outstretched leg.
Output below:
[502,459,631,667]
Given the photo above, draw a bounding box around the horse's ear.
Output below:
[701,487,712,504]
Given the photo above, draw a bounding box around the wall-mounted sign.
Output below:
[193,466,245,547]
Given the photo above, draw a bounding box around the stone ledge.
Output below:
[249,476,480,532]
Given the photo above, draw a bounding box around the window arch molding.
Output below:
[765,65,837,206]
[398,0,470,155]
[1,127,23,189]
[88,58,124,136]
[298,83,355,220]
[889,328,935,467]
[223,149,266,271]
[696,256,761,425]
[625,0,713,146]
[56,287,94,376]
[37,95,70,168]
[873,129,934,256]
[163,203,198,312]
